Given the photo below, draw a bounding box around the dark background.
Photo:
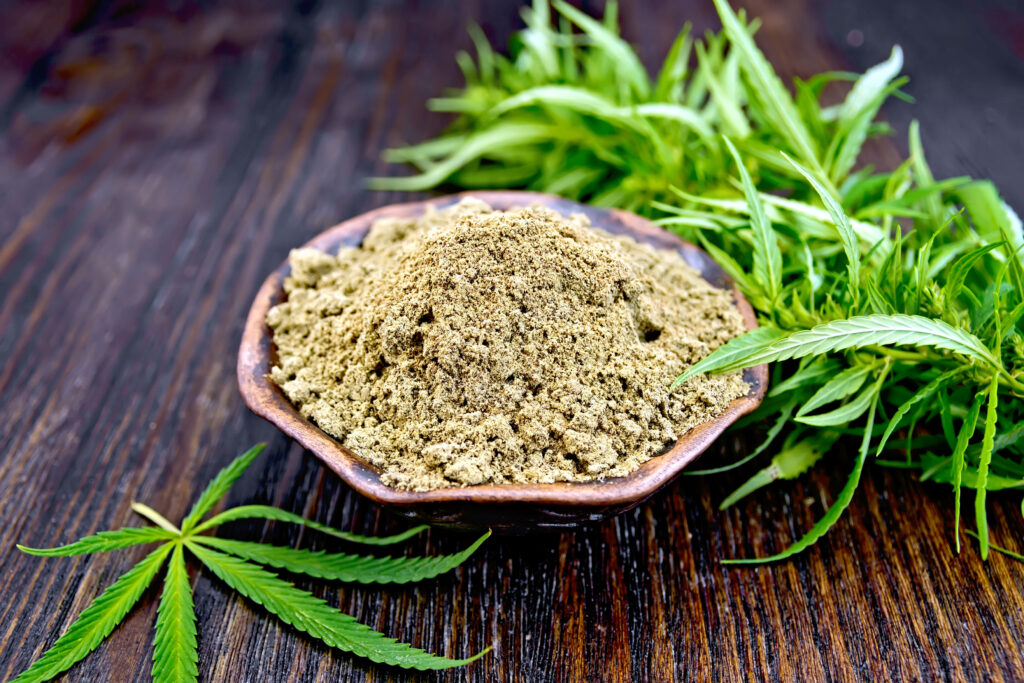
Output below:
[1,1,1023,681]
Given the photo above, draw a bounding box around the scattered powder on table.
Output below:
[267,199,749,491]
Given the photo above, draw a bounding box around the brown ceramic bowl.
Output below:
[238,191,767,532]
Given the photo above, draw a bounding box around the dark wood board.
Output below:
[0,0,1022,680]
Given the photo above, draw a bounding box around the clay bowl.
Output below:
[238,191,767,532]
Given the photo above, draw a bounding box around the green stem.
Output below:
[999,368,1024,394]
[862,346,932,363]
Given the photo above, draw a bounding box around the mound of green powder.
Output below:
[267,199,749,491]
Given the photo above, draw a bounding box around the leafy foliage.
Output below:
[12,546,172,683]
[17,527,177,557]
[186,544,485,670]
[370,0,893,212]
[152,544,198,683]
[192,532,490,584]
[384,0,1024,560]
[13,445,489,681]
[677,314,999,381]
[180,443,266,533]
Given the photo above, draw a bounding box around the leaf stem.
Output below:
[862,345,931,363]
[131,502,181,535]
[998,368,1024,394]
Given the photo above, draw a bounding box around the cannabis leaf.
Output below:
[671,326,784,389]
[951,392,985,553]
[180,443,266,534]
[185,544,483,670]
[17,527,177,557]
[724,364,888,563]
[387,0,1024,562]
[152,544,198,683]
[191,532,491,585]
[677,314,999,380]
[709,0,825,185]
[723,136,782,304]
[783,153,863,300]
[12,546,172,683]
[12,444,489,682]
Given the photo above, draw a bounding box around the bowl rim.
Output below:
[237,190,768,508]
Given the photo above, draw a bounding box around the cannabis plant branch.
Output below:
[12,444,490,683]
[378,0,1024,561]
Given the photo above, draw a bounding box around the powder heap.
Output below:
[267,199,749,491]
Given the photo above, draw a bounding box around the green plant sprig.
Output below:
[371,0,907,214]
[11,444,490,682]
[380,0,1024,561]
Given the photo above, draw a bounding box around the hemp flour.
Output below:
[267,199,749,491]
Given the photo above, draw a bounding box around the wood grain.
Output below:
[0,0,1022,681]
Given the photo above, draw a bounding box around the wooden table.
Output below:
[2,1,1022,680]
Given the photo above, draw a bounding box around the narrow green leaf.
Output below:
[152,544,198,683]
[11,545,172,683]
[693,234,762,300]
[948,468,1024,492]
[687,399,796,475]
[186,543,486,670]
[466,22,496,85]
[794,385,875,427]
[774,434,840,480]
[796,362,875,417]
[18,527,177,557]
[653,25,692,101]
[991,421,1024,454]
[864,278,895,315]
[695,42,750,138]
[874,367,963,457]
[719,467,775,510]
[908,120,944,228]
[634,103,715,142]
[859,184,967,222]
[724,366,886,563]
[784,153,862,301]
[836,47,904,126]
[944,242,1004,302]
[192,504,429,546]
[975,376,1001,559]
[369,123,561,191]
[518,0,558,79]
[758,193,885,246]
[692,315,998,374]
[723,136,782,302]
[768,358,840,397]
[487,86,636,126]
[719,436,829,509]
[828,48,904,180]
[925,233,972,280]
[711,0,823,178]
[959,181,1024,258]
[673,326,785,387]
[937,387,957,450]
[180,443,266,534]
[192,531,490,585]
[552,0,649,98]
[381,134,466,164]
[952,392,985,553]
[481,86,713,145]
[674,187,873,248]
